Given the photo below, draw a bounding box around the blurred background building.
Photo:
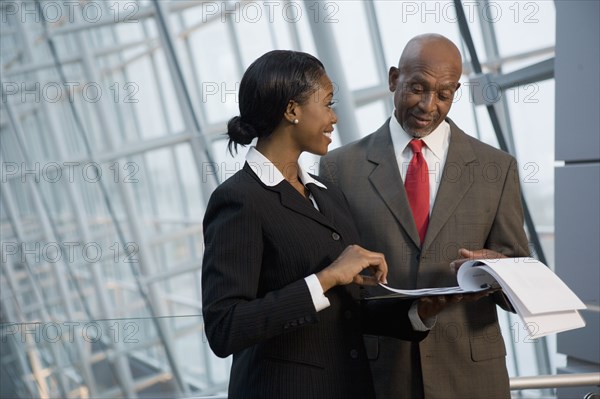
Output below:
[0,0,598,398]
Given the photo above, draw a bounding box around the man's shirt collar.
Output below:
[389,114,449,161]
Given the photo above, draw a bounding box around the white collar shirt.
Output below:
[246,146,326,211]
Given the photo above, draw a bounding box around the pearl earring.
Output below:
[292,119,299,125]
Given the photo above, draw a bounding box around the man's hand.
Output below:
[417,289,499,320]
[417,295,461,320]
[449,248,507,273]
[415,247,509,320]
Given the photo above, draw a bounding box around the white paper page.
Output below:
[458,258,586,314]
[377,284,487,297]
[521,310,586,339]
[455,263,499,291]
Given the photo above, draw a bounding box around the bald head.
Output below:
[388,34,463,137]
[399,34,462,73]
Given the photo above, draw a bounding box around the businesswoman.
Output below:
[201,50,430,399]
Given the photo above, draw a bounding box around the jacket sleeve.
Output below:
[201,186,318,358]
[360,296,428,342]
[485,158,531,312]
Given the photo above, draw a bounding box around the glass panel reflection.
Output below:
[0,316,230,398]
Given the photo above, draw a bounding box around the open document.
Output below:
[375,257,586,338]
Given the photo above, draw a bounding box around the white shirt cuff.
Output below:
[304,274,331,312]
[409,301,436,331]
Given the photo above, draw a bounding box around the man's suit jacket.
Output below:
[202,163,427,399]
[320,118,530,399]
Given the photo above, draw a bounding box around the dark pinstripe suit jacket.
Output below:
[201,163,427,399]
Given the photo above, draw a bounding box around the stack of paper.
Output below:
[457,258,586,338]
[378,257,586,338]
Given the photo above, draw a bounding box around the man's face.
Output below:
[389,51,461,138]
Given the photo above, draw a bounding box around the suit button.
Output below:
[344,310,352,320]
[332,232,340,241]
[350,349,358,359]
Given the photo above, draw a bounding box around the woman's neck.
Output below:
[256,137,301,183]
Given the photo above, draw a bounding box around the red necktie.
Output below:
[405,139,429,245]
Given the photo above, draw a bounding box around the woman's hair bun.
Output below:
[227,116,256,154]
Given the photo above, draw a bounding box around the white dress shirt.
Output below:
[246,146,432,330]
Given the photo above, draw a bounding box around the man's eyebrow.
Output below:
[406,75,427,83]
[406,74,457,86]
[408,80,457,91]
[439,84,458,91]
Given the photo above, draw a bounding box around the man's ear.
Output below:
[388,67,400,92]
[284,100,300,124]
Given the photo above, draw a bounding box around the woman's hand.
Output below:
[316,245,388,293]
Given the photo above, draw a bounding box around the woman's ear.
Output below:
[284,100,300,124]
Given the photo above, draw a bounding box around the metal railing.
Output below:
[510,372,600,398]
[189,373,600,399]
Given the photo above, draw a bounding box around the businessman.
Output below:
[320,34,530,398]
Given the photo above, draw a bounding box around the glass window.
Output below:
[0,1,564,396]
[330,2,380,90]
[374,0,466,67]
[494,2,556,61]
[508,79,555,265]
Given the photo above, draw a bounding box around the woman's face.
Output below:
[292,74,338,156]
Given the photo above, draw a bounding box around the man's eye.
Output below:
[411,85,424,93]
[439,90,453,101]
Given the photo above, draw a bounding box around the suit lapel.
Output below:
[367,121,421,248]
[243,163,338,232]
[279,183,344,232]
[422,119,476,252]
[305,183,336,225]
